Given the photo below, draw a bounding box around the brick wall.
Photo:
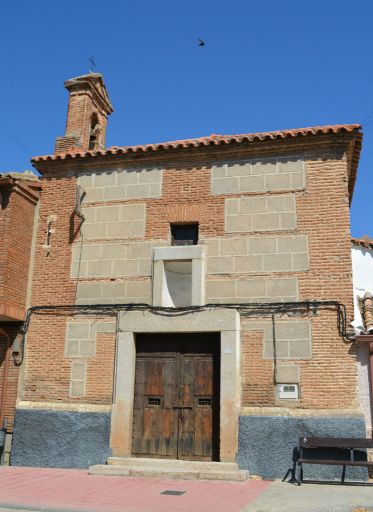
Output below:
[0,179,39,316]
[25,135,357,410]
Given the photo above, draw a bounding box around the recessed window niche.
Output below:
[152,246,205,307]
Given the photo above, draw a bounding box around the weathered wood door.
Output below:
[132,333,220,461]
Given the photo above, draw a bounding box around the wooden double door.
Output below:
[132,333,220,461]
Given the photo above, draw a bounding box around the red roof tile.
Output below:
[351,237,373,250]
[32,124,362,163]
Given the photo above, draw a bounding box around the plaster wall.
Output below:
[351,245,373,430]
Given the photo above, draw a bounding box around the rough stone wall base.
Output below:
[11,409,111,468]
[238,415,368,481]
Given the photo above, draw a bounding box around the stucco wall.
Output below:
[351,245,373,430]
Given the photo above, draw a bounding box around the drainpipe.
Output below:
[357,334,373,436]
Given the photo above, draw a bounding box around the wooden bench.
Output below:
[296,437,373,485]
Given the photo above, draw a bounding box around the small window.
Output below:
[198,398,212,406]
[148,397,161,406]
[171,223,198,246]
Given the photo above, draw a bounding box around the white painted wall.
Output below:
[352,246,373,331]
[351,244,373,431]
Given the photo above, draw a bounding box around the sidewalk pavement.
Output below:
[0,467,371,512]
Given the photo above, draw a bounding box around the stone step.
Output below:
[89,463,249,481]
[107,457,238,471]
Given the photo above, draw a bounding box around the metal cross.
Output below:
[89,56,96,73]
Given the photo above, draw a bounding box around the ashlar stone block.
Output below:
[71,361,87,380]
[83,223,106,240]
[120,204,146,221]
[86,260,112,278]
[278,157,303,173]
[137,169,162,184]
[252,213,280,231]
[239,196,266,214]
[206,280,236,299]
[79,339,96,357]
[82,207,97,223]
[239,175,265,193]
[266,278,298,299]
[100,243,127,260]
[266,195,295,213]
[207,257,234,274]
[112,259,139,276]
[80,245,102,261]
[225,215,252,233]
[225,199,239,215]
[220,238,247,256]
[149,184,162,197]
[82,187,104,202]
[201,238,220,257]
[76,282,103,300]
[211,164,227,178]
[248,237,277,254]
[236,279,267,298]
[70,379,85,398]
[277,235,308,254]
[95,206,120,223]
[292,253,309,271]
[288,340,312,358]
[233,255,263,273]
[101,283,126,298]
[116,170,139,185]
[125,280,151,299]
[291,172,306,189]
[67,323,90,340]
[262,253,292,272]
[226,162,251,177]
[65,339,80,357]
[280,212,297,230]
[265,173,291,191]
[93,171,116,187]
[126,243,151,260]
[125,184,149,199]
[275,365,300,384]
[251,159,276,175]
[212,177,239,195]
[104,186,126,201]
[276,321,311,341]
[78,174,93,188]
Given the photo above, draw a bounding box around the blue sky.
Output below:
[1,0,372,237]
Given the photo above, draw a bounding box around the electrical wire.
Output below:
[20,300,350,340]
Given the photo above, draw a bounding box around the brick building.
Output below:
[0,171,40,461]
[10,73,366,479]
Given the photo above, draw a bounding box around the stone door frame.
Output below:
[110,308,241,462]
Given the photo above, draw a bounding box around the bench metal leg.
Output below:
[341,465,346,484]
[297,462,302,485]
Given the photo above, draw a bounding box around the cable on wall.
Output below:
[20,300,351,341]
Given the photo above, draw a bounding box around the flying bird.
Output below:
[198,38,205,46]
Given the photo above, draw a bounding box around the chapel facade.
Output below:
[10,73,366,479]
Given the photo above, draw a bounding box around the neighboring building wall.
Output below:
[12,132,365,477]
[0,177,39,319]
[0,173,40,463]
[351,244,373,433]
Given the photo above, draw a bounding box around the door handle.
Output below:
[172,406,192,409]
